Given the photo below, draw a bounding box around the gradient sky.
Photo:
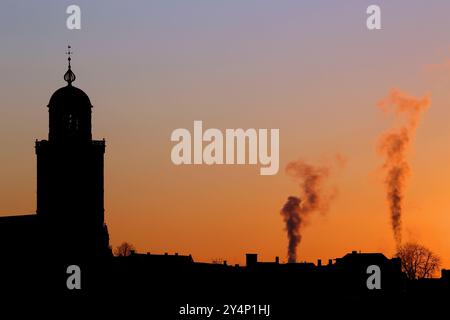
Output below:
[2,0,450,268]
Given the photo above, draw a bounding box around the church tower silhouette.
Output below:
[0,47,110,260]
[34,46,110,258]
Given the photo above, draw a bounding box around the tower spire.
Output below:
[64,45,76,86]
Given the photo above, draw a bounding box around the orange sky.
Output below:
[1,1,450,269]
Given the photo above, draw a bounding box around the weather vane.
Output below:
[64,45,76,85]
[66,45,73,65]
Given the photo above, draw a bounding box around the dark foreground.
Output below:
[1,253,449,318]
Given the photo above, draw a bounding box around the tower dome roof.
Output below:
[48,45,92,108]
[48,85,92,108]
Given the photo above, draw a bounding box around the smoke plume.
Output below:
[377,89,430,248]
[281,160,335,263]
[280,196,302,263]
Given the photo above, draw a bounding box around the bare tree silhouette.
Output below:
[396,242,441,280]
[114,242,135,257]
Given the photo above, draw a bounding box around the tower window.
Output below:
[67,114,79,131]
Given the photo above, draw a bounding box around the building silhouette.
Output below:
[0,47,110,260]
[0,49,449,312]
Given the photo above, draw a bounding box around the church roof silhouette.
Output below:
[49,46,91,108]
[49,86,92,107]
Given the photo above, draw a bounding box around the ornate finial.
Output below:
[64,45,76,86]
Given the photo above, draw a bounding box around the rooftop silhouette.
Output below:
[0,49,449,313]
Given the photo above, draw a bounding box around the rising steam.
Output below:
[281,160,337,263]
[280,196,301,263]
[377,89,430,248]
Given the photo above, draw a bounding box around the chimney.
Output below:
[130,249,135,255]
[175,252,178,256]
[246,253,258,268]
[352,250,357,255]
[317,259,322,267]
[275,256,279,264]
[328,259,333,266]
[223,260,227,266]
